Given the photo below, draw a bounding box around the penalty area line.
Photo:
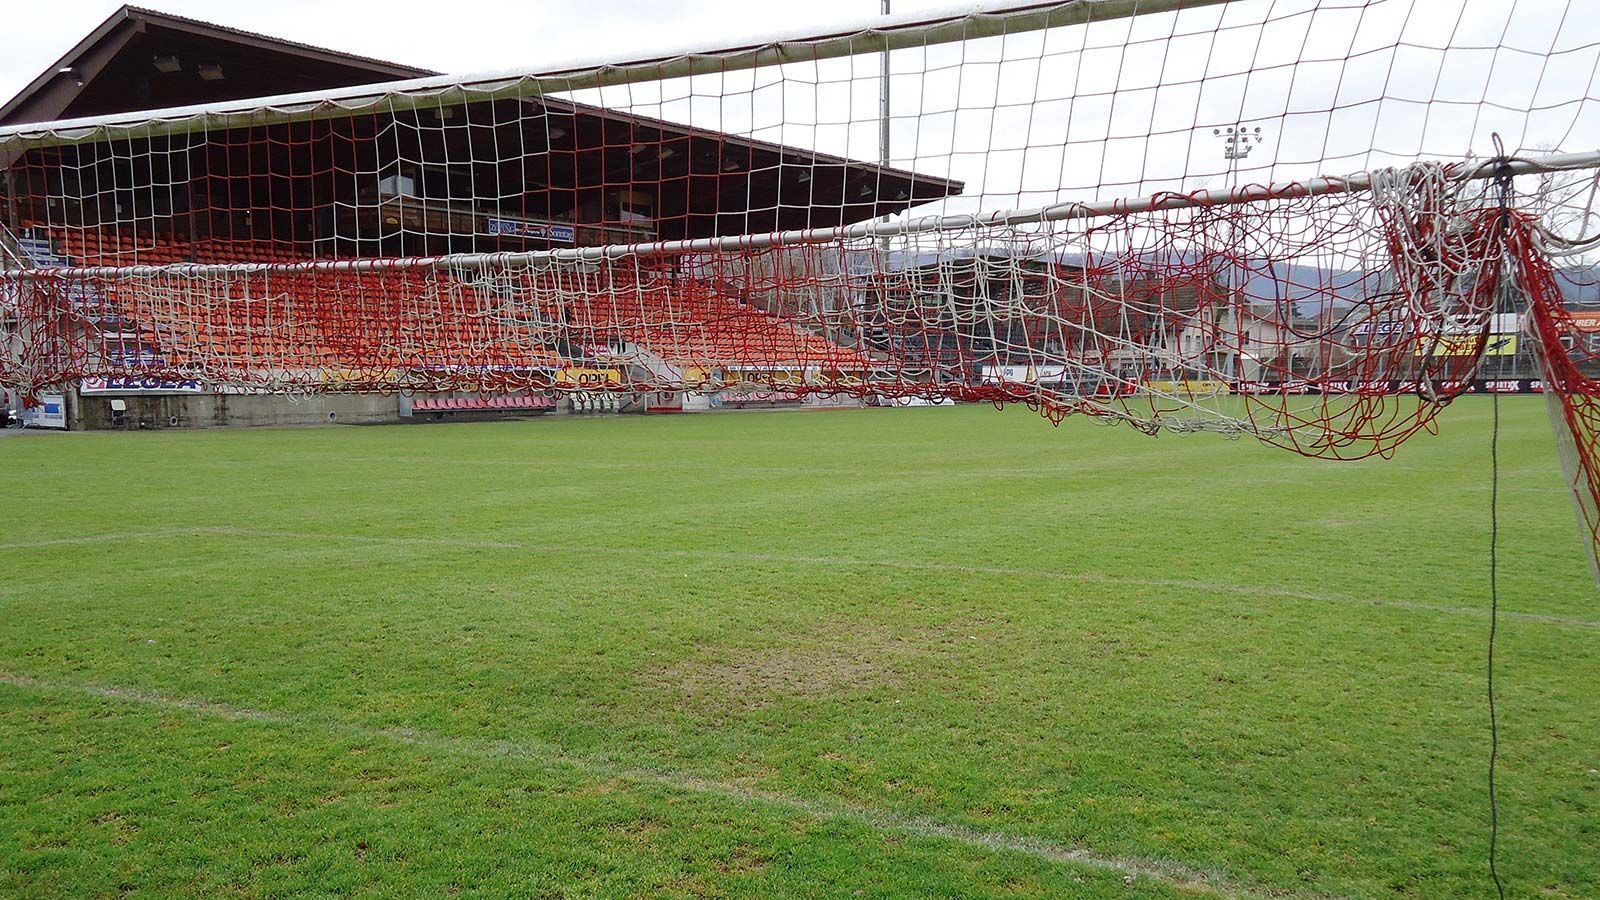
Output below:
[0,671,1300,899]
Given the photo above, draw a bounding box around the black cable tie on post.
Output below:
[1486,133,1521,325]
[1491,133,1516,236]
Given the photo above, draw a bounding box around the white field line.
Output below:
[2,524,1593,629]
[0,670,1308,899]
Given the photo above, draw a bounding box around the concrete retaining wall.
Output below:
[67,389,861,429]
[74,392,402,430]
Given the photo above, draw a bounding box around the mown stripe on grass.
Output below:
[0,528,215,551]
[13,524,1581,630]
[0,670,1316,900]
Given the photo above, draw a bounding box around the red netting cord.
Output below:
[1513,221,1600,575]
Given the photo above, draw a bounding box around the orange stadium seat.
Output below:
[35,225,870,387]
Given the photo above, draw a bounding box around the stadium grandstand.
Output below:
[0,5,958,428]
[6,2,1600,893]
[3,5,1588,433]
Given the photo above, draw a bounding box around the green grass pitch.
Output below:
[1,399,1596,897]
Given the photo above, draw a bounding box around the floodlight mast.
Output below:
[1212,124,1266,382]
[1215,125,1263,165]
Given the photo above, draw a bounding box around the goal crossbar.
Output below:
[0,0,1236,152]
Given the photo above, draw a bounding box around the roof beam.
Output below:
[0,15,146,171]
[0,15,144,127]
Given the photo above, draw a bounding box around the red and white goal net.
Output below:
[3,0,1600,566]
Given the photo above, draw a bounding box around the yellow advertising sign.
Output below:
[1142,379,1232,396]
[555,367,621,387]
[321,368,401,387]
[1417,334,1518,357]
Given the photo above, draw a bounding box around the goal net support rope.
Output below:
[3,0,1600,571]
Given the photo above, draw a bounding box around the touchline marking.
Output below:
[210,525,1600,630]
[0,671,1314,899]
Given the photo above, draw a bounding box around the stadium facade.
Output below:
[0,6,1572,432]
[0,5,961,429]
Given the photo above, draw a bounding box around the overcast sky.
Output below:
[6,0,1597,228]
[0,0,950,105]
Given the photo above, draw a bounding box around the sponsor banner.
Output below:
[26,392,67,428]
[1484,334,1519,356]
[1359,315,1522,342]
[484,218,577,243]
[1235,379,1544,395]
[81,376,206,394]
[1234,379,1316,395]
[555,367,621,388]
[1417,334,1519,356]
[1143,379,1232,395]
[720,390,802,405]
[1473,379,1542,393]
[1352,320,1414,338]
[65,282,106,309]
[324,367,434,386]
[1566,311,1600,333]
[16,236,68,268]
[983,364,1081,384]
[981,365,1031,384]
[983,365,1124,396]
[103,350,170,367]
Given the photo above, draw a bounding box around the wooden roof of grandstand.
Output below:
[0,6,963,239]
[0,6,431,125]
